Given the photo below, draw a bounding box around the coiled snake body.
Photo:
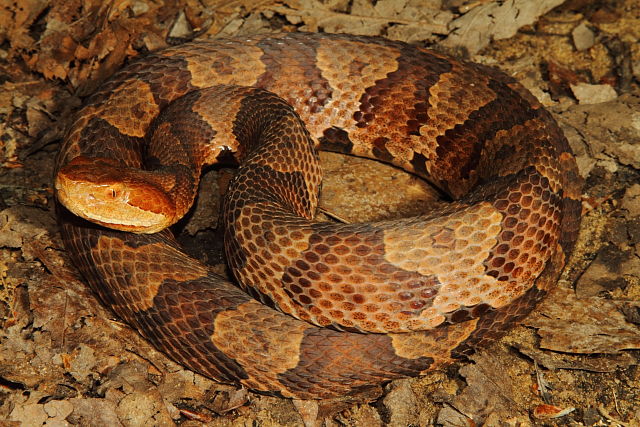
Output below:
[54,33,582,399]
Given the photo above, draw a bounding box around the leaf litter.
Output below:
[1,0,639,425]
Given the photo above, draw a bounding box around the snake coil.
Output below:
[55,33,581,399]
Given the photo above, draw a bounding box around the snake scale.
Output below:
[54,32,582,399]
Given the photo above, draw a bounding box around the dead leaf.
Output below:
[437,346,531,423]
[267,0,449,38]
[525,287,640,354]
[443,0,566,54]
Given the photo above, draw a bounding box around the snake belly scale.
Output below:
[54,32,582,399]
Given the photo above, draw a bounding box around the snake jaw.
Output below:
[55,156,176,234]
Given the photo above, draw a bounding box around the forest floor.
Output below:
[1,0,639,425]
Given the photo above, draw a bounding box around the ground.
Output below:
[0,0,639,425]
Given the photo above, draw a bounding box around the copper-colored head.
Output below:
[55,156,176,233]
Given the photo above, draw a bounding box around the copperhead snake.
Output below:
[54,32,582,399]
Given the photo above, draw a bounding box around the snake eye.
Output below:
[110,189,118,199]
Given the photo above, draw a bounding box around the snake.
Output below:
[54,32,582,399]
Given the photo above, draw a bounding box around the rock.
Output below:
[572,22,595,51]
[570,83,618,104]
[9,403,48,426]
[168,10,193,39]
[44,400,73,420]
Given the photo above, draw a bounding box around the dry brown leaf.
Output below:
[533,404,576,420]
[0,0,48,49]
[443,0,566,54]
[518,346,637,373]
[560,94,640,172]
[201,0,280,36]
[525,286,640,354]
[3,0,181,94]
[436,347,531,424]
[267,0,448,38]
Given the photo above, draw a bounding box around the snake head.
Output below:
[55,156,176,234]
